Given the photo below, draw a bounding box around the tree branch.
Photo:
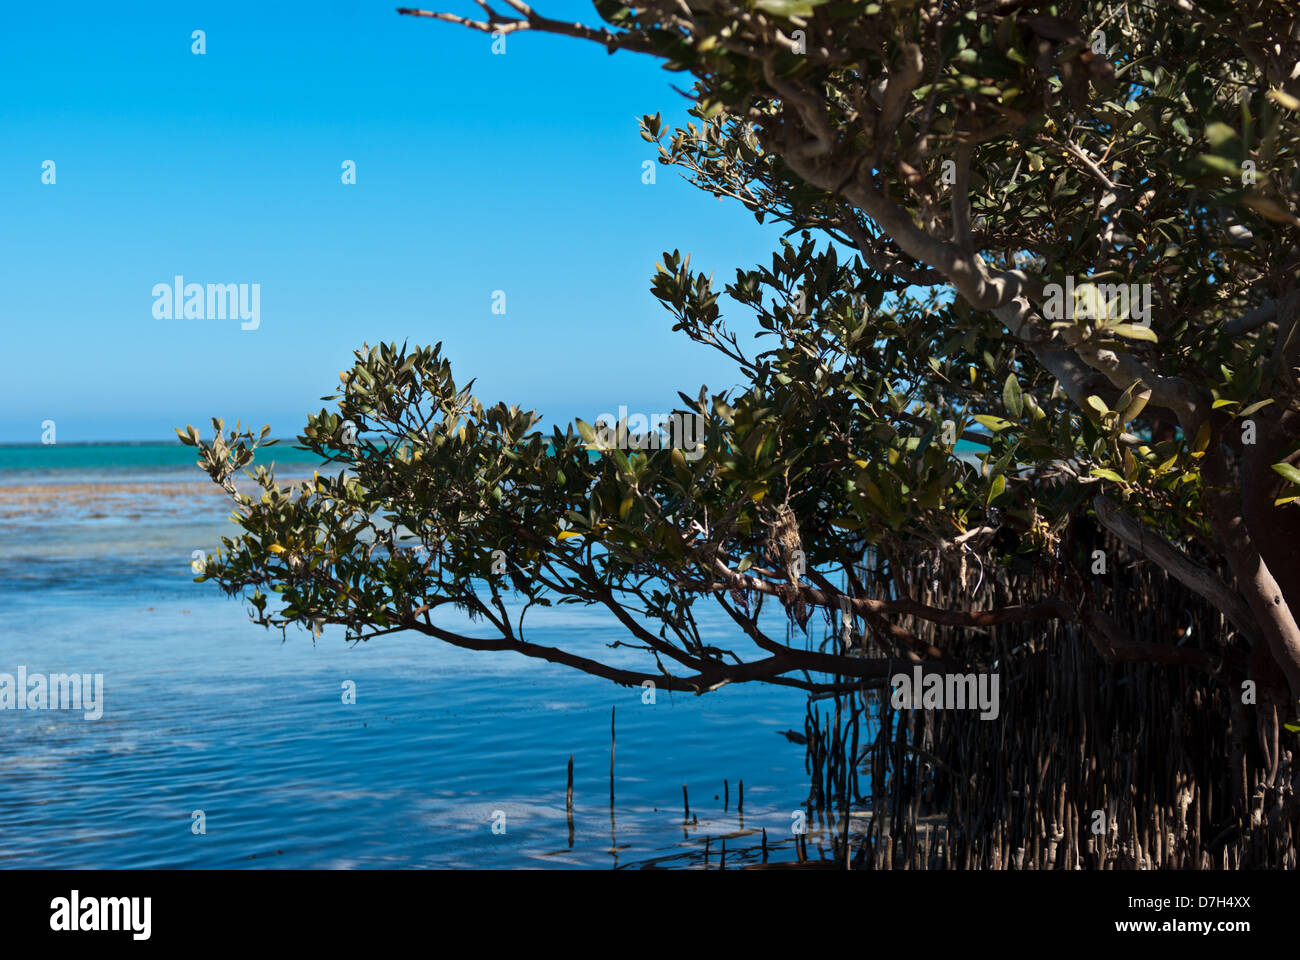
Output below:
[1093,494,1256,640]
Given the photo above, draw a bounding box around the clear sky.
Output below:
[0,1,781,443]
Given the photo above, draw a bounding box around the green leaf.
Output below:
[1121,387,1152,424]
[1237,399,1275,418]
[863,477,886,511]
[1085,395,1110,417]
[973,414,1013,432]
[1191,421,1212,456]
[754,0,821,17]
[1205,121,1239,151]
[986,473,1005,506]
[1002,374,1023,418]
[1109,323,1158,342]
[1267,88,1300,111]
[1023,392,1045,422]
[1271,462,1300,486]
[1188,154,1242,177]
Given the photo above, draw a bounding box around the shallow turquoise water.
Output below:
[0,444,837,868]
[0,440,328,484]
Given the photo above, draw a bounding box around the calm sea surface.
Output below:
[0,442,834,868]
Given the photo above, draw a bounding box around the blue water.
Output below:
[0,444,834,868]
[0,440,328,485]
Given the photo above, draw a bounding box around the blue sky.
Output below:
[0,1,780,443]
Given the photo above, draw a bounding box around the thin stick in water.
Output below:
[566,754,574,846]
